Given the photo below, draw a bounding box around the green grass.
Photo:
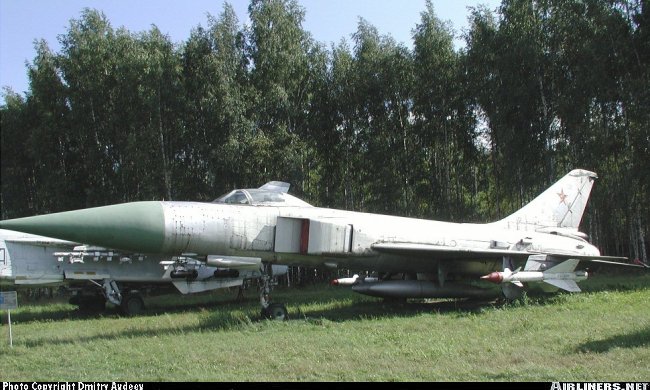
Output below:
[1,274,649,381]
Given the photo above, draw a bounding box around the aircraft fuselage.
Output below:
[154,201,600,275]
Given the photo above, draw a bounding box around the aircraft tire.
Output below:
[262,303,288,321]
[121,293,145,316]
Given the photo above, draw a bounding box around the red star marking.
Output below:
[557,189,568,204]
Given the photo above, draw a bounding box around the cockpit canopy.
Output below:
[212,181,312,207]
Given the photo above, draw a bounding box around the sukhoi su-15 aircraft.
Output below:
[0,170,643,319]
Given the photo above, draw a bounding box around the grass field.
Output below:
[1,273,649,381]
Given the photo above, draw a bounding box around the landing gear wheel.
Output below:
[120,293,145,316]
[262,303,289,321]
[258,262,287,320]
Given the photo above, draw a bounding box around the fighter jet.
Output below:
[0,229,287,315]
[0,170,642,319]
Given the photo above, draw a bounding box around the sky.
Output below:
[0,0,501,101]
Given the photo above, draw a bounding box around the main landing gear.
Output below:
[70,279,145,316]
[120,292,145,316]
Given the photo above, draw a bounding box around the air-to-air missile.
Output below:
[0,226,287,316]
[330,274,361,286]
[481,258,587,292]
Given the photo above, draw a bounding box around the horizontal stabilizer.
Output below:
[544,279,581,292]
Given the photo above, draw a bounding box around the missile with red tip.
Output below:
[330,275,380,286]
[330,274,360,286]
[481,259,588,292]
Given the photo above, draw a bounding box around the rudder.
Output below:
[495,169,597,232]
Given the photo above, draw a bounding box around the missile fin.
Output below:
[544,259,580,274]
[544,279,581,292]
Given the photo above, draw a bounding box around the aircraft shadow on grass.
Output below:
[575,326,650,353]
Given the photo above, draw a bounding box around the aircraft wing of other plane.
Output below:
[0,232,282,317]
[4,237,79,247]
[1,229,79,247]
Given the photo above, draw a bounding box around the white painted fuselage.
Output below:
[155,202,600,275]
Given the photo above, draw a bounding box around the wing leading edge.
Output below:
[370,242,639,267]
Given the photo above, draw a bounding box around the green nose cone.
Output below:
[0,201,165,253]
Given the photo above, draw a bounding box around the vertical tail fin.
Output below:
[496,169,597,232]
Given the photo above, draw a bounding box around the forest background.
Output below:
[1,0,648,263]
